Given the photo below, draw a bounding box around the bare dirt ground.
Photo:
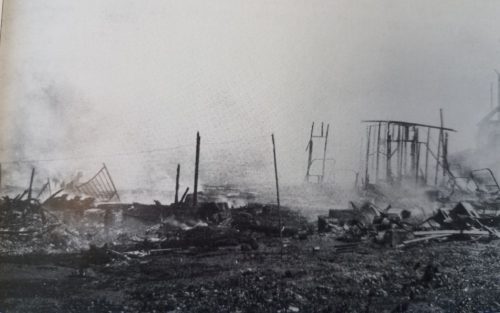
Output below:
[1,234,500,313]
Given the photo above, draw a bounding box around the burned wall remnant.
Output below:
[362,118,456,188]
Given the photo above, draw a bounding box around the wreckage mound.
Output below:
[231,203,311,237]
[0,196,86,255]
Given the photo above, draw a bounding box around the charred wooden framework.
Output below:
[362,116,456,188]
[305,122,332,183]
[76,163,120,202]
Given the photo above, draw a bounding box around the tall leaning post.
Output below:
[28,167,35,201]
[271,134,283,260]
[193,132,200,208]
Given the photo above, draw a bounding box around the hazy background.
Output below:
[1,0,499,200]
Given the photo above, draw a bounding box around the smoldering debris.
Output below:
[2,124,500,312]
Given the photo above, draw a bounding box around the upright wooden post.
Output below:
[271,134,283,259]
[28,168,35,201]
[0,163,2,191]
[434,109,443,185]
[442,132,449,178]
[375,122,382,182]
[174,164,180,204]
[386,125,392,182]
[305,122,314,182]
[397,126,402,181]
[403,126,409,176]
[411,128,418,174]
[424,128,430,185]
[365,126,372,188]
[321,124,330,183]
[193,132,200,207]
[414,128,420,185]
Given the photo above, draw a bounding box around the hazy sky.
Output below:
[1,0,500,191]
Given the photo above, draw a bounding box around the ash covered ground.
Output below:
[1,176,500,313]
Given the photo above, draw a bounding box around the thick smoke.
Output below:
[2,1,500,206]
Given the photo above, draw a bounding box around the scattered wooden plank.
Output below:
[413,230,490,236]
[397,234,451,248]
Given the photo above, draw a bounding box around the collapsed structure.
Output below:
[362,117,454,188]
[0,117,499,264]
[1,120,500,312]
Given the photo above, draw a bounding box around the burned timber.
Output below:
[1,118,500,313]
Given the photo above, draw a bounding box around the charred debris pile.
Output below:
[315,117,500,249]
[1,121,500,261]
[0,132,313,258]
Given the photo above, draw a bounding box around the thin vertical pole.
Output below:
[375,122,381,182]
[434,109,443,185]
[175,164,180,204]
[410,128,416,174]
[271,134,283,259]
[424,128,430,185]
[442,132,449,178]
[305,122,314,182]
[396,126,402,181]
[321,124,330,183]
[365,126,372,188]
[402,127,406,176]
[386,123,392,182]
[0,163,2,191]
[193,132,200,207]
[415,129,420,185]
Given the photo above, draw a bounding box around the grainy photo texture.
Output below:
[1,1,500,312]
